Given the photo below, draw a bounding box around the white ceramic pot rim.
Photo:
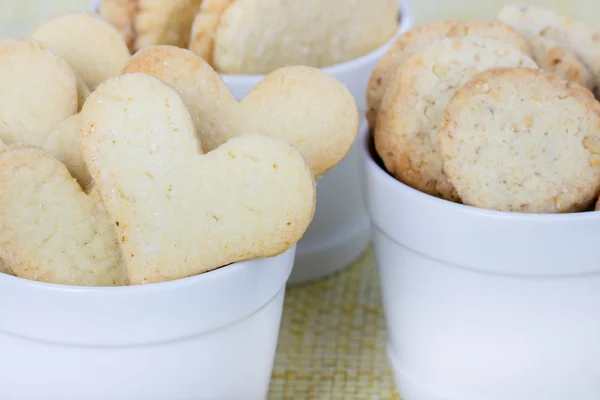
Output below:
[0,246,295,346]
[0,249,285,294]
[361,123,600,276]
[219,0,413,82]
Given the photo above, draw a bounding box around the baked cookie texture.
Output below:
[498,5,600,92]
[44,113,92,190]
[30,12,131,90]
[0,259,13,276]
[375,37,538,201]
[0,146,128,286]
[439,67,600,213]
[100,0,202,52]
[366,20,529,127]
[189,0,399,74]
[123,46,359,177]
[79,73,316,284]
[0,38,78,148]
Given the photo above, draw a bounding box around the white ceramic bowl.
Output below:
[220,0,413,284]
[0,246,295,400]
[359,124,600,400]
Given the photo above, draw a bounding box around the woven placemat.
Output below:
[269,246,400,399]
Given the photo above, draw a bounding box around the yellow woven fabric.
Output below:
[269,247,400,399]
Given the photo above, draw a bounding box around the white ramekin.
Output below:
[0,246,295,400]
[359,123,600,400]
[220,0,413,284]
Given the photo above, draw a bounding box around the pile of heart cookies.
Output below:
[97,0,400,74]
[0,11,360,286]
[369,4,600,214]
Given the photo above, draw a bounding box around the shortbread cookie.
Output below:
[0,259,13,276]
[79,73,316,284]
[439,67,600,213]
[98,0,137,49]
[100,0,202,52]
[75,72,91,111]
[189,0,235,65]
[366,20,529,127]
[44,113,92,189]
[525,35,594,90]
[190,0,399,74]
[0,38,78,148]
[30,12,131,90]
[0,146,127,286]
[498,5,598,91]
[375,37,537,201]
[123,46,358,177]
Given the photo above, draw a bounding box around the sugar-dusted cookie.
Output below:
[440,67,600,213]
[498,5,598,91]
[122,46,358,177]
[30,12,130,90]
[44,113,92,189]
[189,0,399,74]
[100,0,202,52]
[79,73,316,284]
[375,37,537,201]
[366,20,529,127]
[0,38,78,148]
[0,146,127,286]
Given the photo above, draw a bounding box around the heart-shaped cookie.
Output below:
[0,145,127,286]
[44,113,92,189]
[30,12,131,90]
[122,45,358,177]
[0,258,13,275]
[0,38,78,148]
[79,73,316,285]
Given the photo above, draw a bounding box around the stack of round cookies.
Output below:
[368,8,600,214]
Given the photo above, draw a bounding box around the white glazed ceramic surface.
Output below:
[221,1,413,284]
[359,122,600,400]
[0,246,295,400]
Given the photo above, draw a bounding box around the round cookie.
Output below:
[366,20,529,127]
[439,67,600,213]
[0,38,78,148]
[498,5,599,92]
[30,12,131,90]
[100,0,202,52]
[190,0,399,74]
[375,36,537,201]
[526,35,594,90]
